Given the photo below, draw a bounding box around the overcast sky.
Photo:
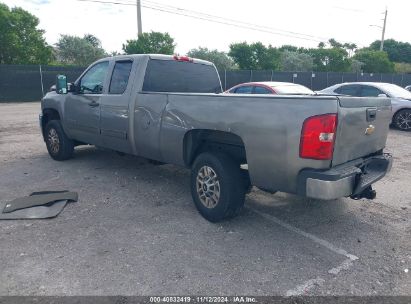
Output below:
[3,0,410,54]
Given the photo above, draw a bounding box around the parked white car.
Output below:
[319,82,411,131]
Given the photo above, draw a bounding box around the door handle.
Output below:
[366,108,377,122]
[88,101,99,107]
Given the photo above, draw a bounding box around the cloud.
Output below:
[23,0,50,4]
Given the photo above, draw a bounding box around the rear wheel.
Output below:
[45,120,74,161]
[190,152,245,222]
[393,109,411,131]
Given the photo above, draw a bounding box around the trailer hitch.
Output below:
[350,186,376,200]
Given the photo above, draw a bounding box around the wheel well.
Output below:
[41,109,60,135]
[183,130,247,167]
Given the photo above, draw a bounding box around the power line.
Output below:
[74,0,326,43]
[142,5,324,42]
[75,0,363,47]
[142,0,329,41]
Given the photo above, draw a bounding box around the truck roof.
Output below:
[104,54,214,66]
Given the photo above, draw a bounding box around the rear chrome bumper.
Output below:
[297,153,393,200]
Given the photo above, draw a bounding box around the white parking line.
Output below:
[328,258,356,275]
[249,208,359,296]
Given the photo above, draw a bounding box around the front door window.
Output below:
[79,61,109,94]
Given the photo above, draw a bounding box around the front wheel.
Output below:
[190,152,245,222]
[45,120,74,161]
[393,109,411,131]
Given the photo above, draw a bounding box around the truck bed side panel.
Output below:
[159,94,338,193]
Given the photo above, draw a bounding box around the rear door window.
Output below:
[234,86,253,94]
[359,85,384,97]
[253,86,272,94]
[335,85,361,96]
[109,60,133,94]
[143,59,222,93]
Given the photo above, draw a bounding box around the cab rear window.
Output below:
[142,59,222,93]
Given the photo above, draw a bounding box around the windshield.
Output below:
[380,83,411,99]
[271,84,315,95]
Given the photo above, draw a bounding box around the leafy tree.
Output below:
[279,45,299,53]
[55,34,106,66]
[83,34,102,48]
[325,39,357,57]
[123,31,175,55]
[350,59,364,73]
[0,3,53,64]
[343,43,357,57]
[369,39,411,63]
[353,50,394,73]
[307,48,351,72]
[228,42,281,70]
[280,51,313,72]
[328,38,343,49]
[228,42,254,69]
[394,62,411,74]
[187,47,236,70]
[110,51,122,57]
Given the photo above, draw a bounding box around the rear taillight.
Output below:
[299,114,337,160]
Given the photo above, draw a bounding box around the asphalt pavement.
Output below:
[0,102,409,296]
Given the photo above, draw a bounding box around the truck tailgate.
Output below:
[332,96,391,166]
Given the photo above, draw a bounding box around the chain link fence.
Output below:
[1,64,411,102]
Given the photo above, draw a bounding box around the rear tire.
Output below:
[393,109,411,131]
[45,120,74,161]
[190,152,245,222]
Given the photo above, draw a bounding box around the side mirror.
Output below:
[378,93,388,98]
[67,82,76,93]
[56,75,68,94]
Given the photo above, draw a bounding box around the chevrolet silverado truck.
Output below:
[40,54,393,222]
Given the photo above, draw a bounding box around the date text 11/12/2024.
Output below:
[149,296,257,303]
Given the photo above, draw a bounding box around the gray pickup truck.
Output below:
[40,54,393,222]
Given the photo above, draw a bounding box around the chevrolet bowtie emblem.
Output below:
[365,125,375,135]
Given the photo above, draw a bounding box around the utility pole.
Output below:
[380,8,387,51]
[137,0,142,37]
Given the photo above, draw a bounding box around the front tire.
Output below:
[393,109,411,131]
[190,152,245,222]
[45,120,74,161]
